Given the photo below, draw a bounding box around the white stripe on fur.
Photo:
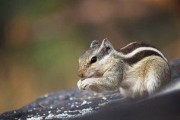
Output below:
[117,47,167,62]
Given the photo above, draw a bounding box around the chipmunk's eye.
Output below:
[90,56,97,64]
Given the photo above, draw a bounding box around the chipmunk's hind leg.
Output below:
[145,57,170,94]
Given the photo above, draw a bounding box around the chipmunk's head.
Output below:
[78,39,115,78]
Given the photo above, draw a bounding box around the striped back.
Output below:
[119,42,167,65]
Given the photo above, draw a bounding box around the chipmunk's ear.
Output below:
[100,38,114,51]
[90,40,99,48]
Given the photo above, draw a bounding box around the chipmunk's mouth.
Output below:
[87,75,94,78]
[80,71,103,80]
[81,74,92,80]
[87,72,103,79]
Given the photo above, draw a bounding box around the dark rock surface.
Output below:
[1,59,180,120]
[1,89,123,120]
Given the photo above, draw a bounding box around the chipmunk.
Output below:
[77,39,171,98]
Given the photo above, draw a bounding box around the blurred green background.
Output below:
[0,0,180,113]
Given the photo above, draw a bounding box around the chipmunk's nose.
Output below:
[78,70,84,78]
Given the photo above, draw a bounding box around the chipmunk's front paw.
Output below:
[77,78,102,92]
[77,79,83,90]
[77,79,92,90]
